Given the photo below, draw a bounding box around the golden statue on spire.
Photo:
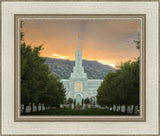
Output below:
[78,32,80,38]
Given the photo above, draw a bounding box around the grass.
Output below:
[24,108,132,116]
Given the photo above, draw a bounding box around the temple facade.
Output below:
[61,34,103,105]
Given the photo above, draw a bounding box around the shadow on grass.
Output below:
[23,108,136,116]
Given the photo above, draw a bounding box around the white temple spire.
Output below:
[70,32,87,78]
[75,32,82,68]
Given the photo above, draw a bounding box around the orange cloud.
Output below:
[22,19,140,67]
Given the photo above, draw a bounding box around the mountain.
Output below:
[44,57,115,79]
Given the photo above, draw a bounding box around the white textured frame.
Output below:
[1,1,159,135]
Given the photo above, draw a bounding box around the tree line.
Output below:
[67,97,90,105]
[97,42,140,115]
[21,22,66,115]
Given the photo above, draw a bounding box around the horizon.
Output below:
[22,19,140,68]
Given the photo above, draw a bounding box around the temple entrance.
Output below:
[91,96,96,105]
[76,94,82,105]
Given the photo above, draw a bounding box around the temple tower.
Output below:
[70,33,87,78]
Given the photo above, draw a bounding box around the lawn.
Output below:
[24,108,132,116]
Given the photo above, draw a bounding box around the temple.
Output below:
[61,33,103,105]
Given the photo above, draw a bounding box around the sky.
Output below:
[22,19,141,67]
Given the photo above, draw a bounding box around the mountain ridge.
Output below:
[44,57,115,79]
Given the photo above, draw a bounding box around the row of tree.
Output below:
[97,40,140,115]
[67,97,90,105]
[21,22,66,115]
[97,59,139,115]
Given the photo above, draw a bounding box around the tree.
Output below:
[84,98,90,104]
[116,59,139,114]
[130,59,139,114]
[84,97,90,108]
[97,71,118,110]
[55,78,66,107]
[21,83,30,115]
[67,98,73,104]
[74,98,76,105]
[39,74,66,110]
[97,60,139,114]
[115,62,135,114]
[67,98,73,108]
[21,43,47,113]
[20,21,66,114]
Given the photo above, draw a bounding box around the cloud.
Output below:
[22,19,141,67]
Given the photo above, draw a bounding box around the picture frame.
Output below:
[1,0,159,135]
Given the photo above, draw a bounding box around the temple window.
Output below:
[76,82,81,92]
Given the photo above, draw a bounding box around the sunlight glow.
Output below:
[98,60,115,68]
[52,53,59,57]
[52,53,69,59]
[57,56,68,59]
